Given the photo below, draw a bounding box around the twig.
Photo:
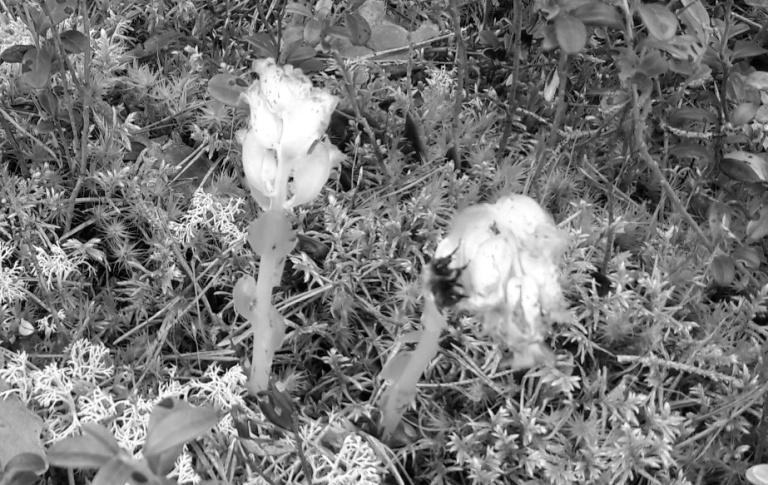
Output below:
[448,0,466,167]
[496,0,523,164]
[331,53,386,171]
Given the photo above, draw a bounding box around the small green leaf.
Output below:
[730,40,768,61]
[1,44,34,63]
[247,211,297,258]
[5,453,47,475]
[247,33,278,59]
[256,383,296,432]
[721,151,768,182]
[477,29,502,49]
[90,456,135,485]
[746,71,768,90]
[711,255,736,286]
[747,208,768,243]
[669,141,713,168]
[638,3,678,41]
[20,47,53,89]
[44,0,77,27]
[733,246,761,269]
[345,12,372,46]
[143,398,219,459]
[233,275,257,319]
[207,74,248,106]
[554,14,587,54]
[47,434,116,469]
[570,2,623,29]
[303,19,324,45]
[637,49,668,77]
[283,40,316,68]
[59,30,89,54]
[731,102,758,125]
[668,107,716,126]
[284,1,313,17]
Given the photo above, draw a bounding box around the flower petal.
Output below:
[242,85,282,149]
[286,140,344,208]
[240,129,278,208]
[279,91,339,160]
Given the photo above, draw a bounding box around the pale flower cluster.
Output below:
[239,58,344,210]
[434,194,569,368]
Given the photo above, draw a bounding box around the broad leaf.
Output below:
[0,396,46,473]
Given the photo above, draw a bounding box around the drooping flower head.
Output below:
[432,194,569,369]
[238,58,344,209]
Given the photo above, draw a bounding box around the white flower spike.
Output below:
[239,58,343,210]
[432,194,569,369]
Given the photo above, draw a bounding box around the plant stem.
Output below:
[380,295,446,436]
[247,208,288,395]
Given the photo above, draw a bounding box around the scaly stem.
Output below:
[247,208,289,395]
[380,295,446,436]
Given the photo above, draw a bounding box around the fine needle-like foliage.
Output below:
[2,0,768,483]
